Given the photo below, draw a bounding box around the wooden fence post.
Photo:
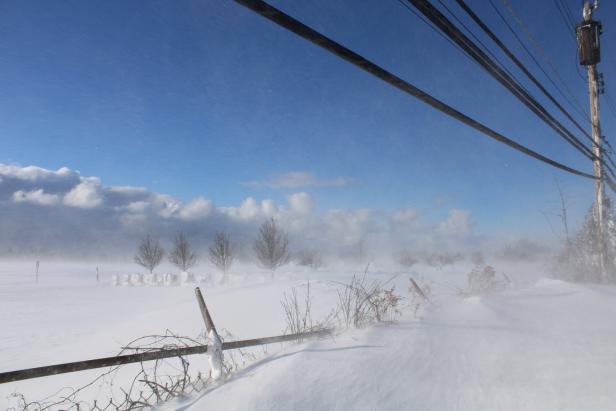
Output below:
[194,287,223,380]
[409,278,428,301]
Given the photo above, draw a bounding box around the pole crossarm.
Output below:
[0,329,332,384]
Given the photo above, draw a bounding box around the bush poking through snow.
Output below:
[460,264,511,296]
[281,281,314,339]
[335,272,402,328]
[134,234,164,274]
[216,329,261,376]
[397,251,418,268]
[295,249,324,270]
[424,252,464,269]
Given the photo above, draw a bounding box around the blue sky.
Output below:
[0,0,614,237]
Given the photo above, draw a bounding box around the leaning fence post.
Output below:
[409,278,428,301]
[194,287,223,381]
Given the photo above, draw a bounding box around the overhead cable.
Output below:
[453,0,616,170]
[404,0,616,179]
[233,0,598,181]
[496,0,591,120]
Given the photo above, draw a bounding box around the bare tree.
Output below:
[135,235,164,273]
[209,231,235,281]
[169,232,198,272]
[253,218,290,272]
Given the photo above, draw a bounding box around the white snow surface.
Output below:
[2,260,616,410]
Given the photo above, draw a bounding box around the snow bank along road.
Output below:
[1,261,616,410]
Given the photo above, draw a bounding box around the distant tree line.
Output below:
[134,217,297,280]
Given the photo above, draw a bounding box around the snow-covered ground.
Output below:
[2,259,616,410]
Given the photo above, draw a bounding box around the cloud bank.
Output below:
[0,164,482,260]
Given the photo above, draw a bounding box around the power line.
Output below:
[398,0,592,168]
[558,0,578,35]
[403,0,616,179]
[451,0,616,171]
[575,46,588,82]
[233,0,598,181]
[435,0,524,87]
[396,0,526,98]
[399,0,539,119]
[403,0,612,169]
[605,92,616,120]
[554,0,588,84]
[394,0,472,63]
[488,0,591,123]
[554,0,577,44]
[498,0,591,120]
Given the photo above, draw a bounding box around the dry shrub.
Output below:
[295,249,324,270]
[281,281,314,336]
[424,252,464,269]
[335,272,402,329]
[397,251,418,268]
[217,329,260,375]
[460,264,511,296]
[281,281,333,341]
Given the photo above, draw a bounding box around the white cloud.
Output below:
[438,209,473,236]
[178,197,213,221]
[153,194,182,218]
[0,164,76,182]
[0,163,482,258]
[123,201,148,213]
[12,189,60,206]
[323,208,373,245]
[243,171,352,189]
[63,178,103,209]
[391,208,419,224]
[287,192,315,215]
[221,197,280,221]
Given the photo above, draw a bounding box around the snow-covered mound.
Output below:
[184,279,616,411]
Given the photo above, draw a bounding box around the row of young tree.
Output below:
[134,218,291,279]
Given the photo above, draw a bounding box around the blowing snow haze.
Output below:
[3,0,616,409]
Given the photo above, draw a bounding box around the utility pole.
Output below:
[577,1,608,281]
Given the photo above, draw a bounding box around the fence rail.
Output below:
[0,287,331,385]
